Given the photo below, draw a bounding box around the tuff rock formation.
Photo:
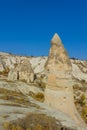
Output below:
[8,59,34,83]
[45,33,71,71]
[0,36,87,129]
[44,33,86,126]
[45,33,73,88]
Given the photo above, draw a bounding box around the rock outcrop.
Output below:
[44,33,86,126]
[45,33,71,72]
[45,33,72,87]
[45,34,72,88]
[8,59,34,83]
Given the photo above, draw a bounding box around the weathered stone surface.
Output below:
[0,38,87,129]
[44,33,86,126]
[8,59,34,83]
[45,33,71,72]
[45,33,72,86]
[0,80,86,130]
[8,69,18,81]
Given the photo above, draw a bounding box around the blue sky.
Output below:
[0,0,87,59]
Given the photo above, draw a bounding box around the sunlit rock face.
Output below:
[8,59,34,83]
[0,40,87,129]
[44,34,86,126]
[45,33,72,87]
[45,33,71,72]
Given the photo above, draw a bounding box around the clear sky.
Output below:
[0,0,87,59]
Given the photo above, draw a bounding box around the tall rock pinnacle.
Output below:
[51,33,62,46]
[44,34,86,125]
[45,33,72,88]
[45,33,71,72]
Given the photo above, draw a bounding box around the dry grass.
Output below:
[73,84,87,124]
[3,122,23,130]
[3,122,10,129]
[0,88,21,96]
[2,115,9,118]
[0,88,41,109]
[3,113,75,130]
[0,88,30,106]
[3,113,64,130]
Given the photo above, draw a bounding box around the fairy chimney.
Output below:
[8,59,34,83]
[45,33,72,87]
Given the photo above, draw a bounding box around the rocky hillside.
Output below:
[0,34,87,130]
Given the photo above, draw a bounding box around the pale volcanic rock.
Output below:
[0,62,4,73]
[8,59,34,83]
[30,57,47,73]
[45,33,71,72]
[45,33,72,87]
[44,33,86,126]
[0,36,87,129]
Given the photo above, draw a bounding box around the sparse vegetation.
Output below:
[29,91,44,102]
[4,122,23,130]
[0,88,40,107]
[0,51,87,129]
[81,107,87,123]
[78,94,86,106]
[3,122,10,129]
[3,113,63,130]
[73,83,87,124]
[35,75,46,91]
[35,92,44,102]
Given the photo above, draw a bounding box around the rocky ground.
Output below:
[0,52,87,130]
[0,34,87,130]
[0,79,86,130]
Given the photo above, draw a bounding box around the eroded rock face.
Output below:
[45,33,72,87]
[8,59,34,83]
[0,50,87,129]
[44,33,86,126]
[45,33,71,72]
